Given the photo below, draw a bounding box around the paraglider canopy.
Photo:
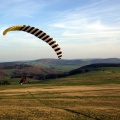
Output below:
[3,25,62,59]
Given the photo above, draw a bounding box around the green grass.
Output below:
[3,69,16,76]
[1,67,120,86]
[51,65,80,72]
[38,67,120,86]
[29,61,80,72]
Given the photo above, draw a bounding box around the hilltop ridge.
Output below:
[0,58,120,80]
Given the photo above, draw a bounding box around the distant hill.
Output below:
[38,63,120,86]
[68,63,120,75]
[0,58,120,80]
[27,58,120,72]
[26,59,84,72]
[0,62,62,80]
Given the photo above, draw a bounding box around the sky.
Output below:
[0,0,120,62]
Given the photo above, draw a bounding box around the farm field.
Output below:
[0,67,120,120]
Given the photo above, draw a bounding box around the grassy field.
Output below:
[29,61,81,72]
[0,67,120,120]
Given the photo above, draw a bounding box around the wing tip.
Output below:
[3,30,8,35]
[3,25,24,36]
[58,55,62,59]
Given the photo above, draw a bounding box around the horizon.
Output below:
[0,0,120,62]
[0,57,120,63]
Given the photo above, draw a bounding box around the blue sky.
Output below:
[0,0,120,62]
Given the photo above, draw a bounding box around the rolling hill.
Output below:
[0,58,120,81]
[27,58,120,71]
[0,62,63,80]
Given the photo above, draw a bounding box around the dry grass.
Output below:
[0,84,120,120]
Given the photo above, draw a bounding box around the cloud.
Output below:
[61,39,120,59]
[51,17,120,44]
[49,0,120,45]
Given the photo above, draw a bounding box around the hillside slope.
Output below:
[0,62,62,80]
[27,58,120,71]
[1,59,120,80]
[38,65,120,86]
